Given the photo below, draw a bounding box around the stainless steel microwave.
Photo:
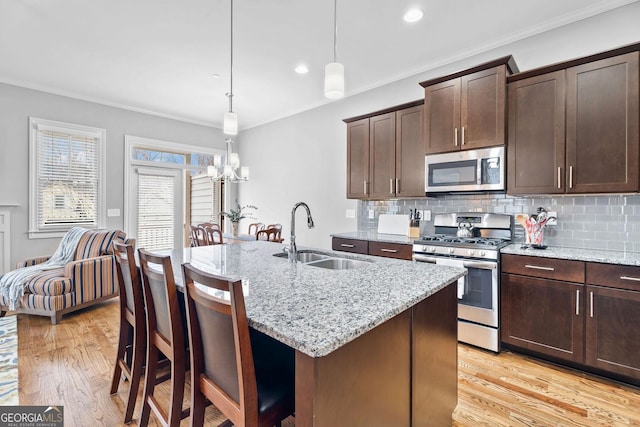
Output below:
[425,146,505,193]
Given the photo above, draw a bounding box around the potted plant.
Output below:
[221,200,257,236]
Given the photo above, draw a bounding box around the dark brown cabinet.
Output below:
[346,118,370,199]
[421,57,516,154]
[585,263,640,381]
[502,253,640,385]
[501,254,585,363]
[345,102,424,200]
[508,49,639,195]
[332,237,412,260]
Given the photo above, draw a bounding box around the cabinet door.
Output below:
[369,113,396,198]
[501,273,584,363]
[332,237,368,254]
[395,105,425,197]
[368,241,412,260]
[566,52,640,193]
[424,78,460,154]
[461,65,506,150]
[346,118,370,198]
[585,285,640,380]
[507,71,566,194]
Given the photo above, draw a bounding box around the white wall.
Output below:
[0,83,225,265]
[237,2,640,250]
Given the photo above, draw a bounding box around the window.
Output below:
[29,118,106,238]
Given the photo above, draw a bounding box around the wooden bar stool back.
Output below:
[110,241,145,424]
[138,250,190,427]
[205,227,224,245]
[182,263,295,427]
[191,225,209,247]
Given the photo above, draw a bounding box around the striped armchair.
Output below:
[0,229,126,324]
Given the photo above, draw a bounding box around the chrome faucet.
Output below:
[289,202,315,262]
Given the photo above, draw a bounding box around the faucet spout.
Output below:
[289,202,315,262]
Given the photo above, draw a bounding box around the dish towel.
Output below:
[0,227,88,310]
[434,258,467,299]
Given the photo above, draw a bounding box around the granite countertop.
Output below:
[159,241,465,358]
[501,244,640,266]
[331,231,415,245]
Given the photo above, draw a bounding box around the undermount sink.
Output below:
[304,258,370,270]
[273,250,371,269]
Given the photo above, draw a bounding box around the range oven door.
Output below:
[429,257,498,328]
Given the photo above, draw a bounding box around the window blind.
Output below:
[190,173,222,228]
[36,129,100,229]
[137,172,175,251]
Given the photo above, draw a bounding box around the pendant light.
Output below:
[324,0,344,99]
[223,0,238,135]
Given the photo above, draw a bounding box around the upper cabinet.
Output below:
[420,56,518,154]
[345,102,424,200]
[508,45,640,195]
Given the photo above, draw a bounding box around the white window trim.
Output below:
[29,117,106,239]
[123,134,225,238]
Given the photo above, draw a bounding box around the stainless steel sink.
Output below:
[304,258,371,270]
[273,250,371,269]
[273,250,330,262]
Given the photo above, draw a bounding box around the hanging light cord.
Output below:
[228,0,234,113]
[332,0,338,62]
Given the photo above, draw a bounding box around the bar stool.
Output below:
[110,242,145,424]
[182,263,295,427]
[138,250,190,427]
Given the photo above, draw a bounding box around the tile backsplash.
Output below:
[358,193,640,252]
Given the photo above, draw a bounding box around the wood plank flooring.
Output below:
[14,299,640,426]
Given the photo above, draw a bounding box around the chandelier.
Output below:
[208,138,249,182]
[324,0,344,99]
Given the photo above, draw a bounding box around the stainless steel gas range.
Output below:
[412,212,514,352]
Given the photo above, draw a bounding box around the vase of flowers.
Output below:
[221,200,257,236]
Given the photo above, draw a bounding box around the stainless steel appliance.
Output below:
[412,212,513,352]
[425,146,505,193]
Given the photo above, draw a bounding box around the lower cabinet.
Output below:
[501,254,640,384]
[332,237,412,260]
[501,273,584,363]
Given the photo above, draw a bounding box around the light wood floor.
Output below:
[14,299,640,426]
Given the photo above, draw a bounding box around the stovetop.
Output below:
[417,234,509,248]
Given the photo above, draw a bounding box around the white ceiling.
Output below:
[0,0,636,130]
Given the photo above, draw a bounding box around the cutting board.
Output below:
[377,214,410,235]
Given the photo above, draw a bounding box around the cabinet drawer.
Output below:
[502,254,584,282]
[369,241,412,260]
[586,263,640,291]
[332,237,368,254]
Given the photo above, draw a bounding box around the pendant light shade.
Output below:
[324,0,344,99]
[324,62,344,99]
[223,111,238,135]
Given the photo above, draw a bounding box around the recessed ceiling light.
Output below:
[295,64,309,74]
[403,8,424,23]
[212,73,221,79]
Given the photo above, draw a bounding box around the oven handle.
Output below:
[462,261,497,270]
[412,254,438,264]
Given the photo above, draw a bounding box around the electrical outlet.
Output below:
[107,208,120,217]
[423,210,432,221]
[368,210,375,219]
[345,209,356,219]
[547,211,557,226]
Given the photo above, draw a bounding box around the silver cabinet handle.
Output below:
[557,167,562,189]
[396,179,399,194]
[620,276,640,282]
[524,264,555,271]
[590,291,594,318]
[380,248,398,253]
[461,126,465,145]
[340,243,355,248]
[569,166,573,189]
[576,290,580,316]
[390,179,394,195]
[454,127,458,146]
[363,181,367,196]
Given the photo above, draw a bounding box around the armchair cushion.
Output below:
[75,229,126,260]
[24,268,72,296]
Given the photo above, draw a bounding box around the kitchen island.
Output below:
[161,241,466,426]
